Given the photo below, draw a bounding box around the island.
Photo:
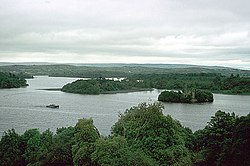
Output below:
[61,78,152,95]
[0,72,28,88]
[158,89,214,103]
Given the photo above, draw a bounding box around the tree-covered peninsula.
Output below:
[158,89,214,103]
[0,72,28,88]
[61,78,151,94]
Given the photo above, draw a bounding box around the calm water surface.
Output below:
[0,76,249,136]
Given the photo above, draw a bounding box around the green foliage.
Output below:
[0,72,27,88]
[220,75,250,94]
[131,73,250,95]
[192,111,250,166]
[72,142,96,166]
[91,136,157,166]
[131,73,219,90]
[72,118,100,166]
[0,129,24,166]
[62,78,149,95]
[15,72,34,79]
[62,79,101,94]
[158,91,184,102]
[111,103,193,165]
[20,127,76,166]
[45,127,76,165]
[158,90,213,103]
[218,114,250,166]
[74,118,100,143]
[23,129,53,165]
[195,89,214,102]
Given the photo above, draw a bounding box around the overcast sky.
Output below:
[0,0,250,69]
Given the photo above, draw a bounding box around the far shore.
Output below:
[39,88,62,91]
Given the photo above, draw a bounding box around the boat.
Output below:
[46,104,59,108]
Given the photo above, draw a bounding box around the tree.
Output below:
[193,111,237,166]
[44,127,76,165]
[112,102,192,165]
[0,129,24,166]
[91,136,157,166]
[219,114,250,166]
[158,91,183,102]
[23,129,53,165]
[72,118,100,166]
[0,72,27,88]
[195,89,214,102]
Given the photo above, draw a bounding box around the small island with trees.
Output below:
[0,72,28,88]
[158,89,214,103]
[61,78,152,95]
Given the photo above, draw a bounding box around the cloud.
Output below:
[0,0,250,69]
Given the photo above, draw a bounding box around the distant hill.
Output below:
[0,63,249,77]
[0,62,245,70]
[65,63,237,70]
[67,63,199,68]
[0,62,53,66]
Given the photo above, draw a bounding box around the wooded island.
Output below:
[158,89,214,103]
[61,78,152,94]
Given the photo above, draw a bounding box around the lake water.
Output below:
[0,76,249,136]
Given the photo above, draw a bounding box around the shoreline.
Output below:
[40,88,250,96]
[212,90,250,96]
[40,88,153,94]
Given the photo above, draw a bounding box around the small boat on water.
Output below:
[46,104,59,108]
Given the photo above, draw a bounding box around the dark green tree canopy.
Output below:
[158,89,213,103]
[61,78,149,95]
[0,72,27,88]
[112,102,193,165]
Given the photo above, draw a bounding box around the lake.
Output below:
[0,76,250,136]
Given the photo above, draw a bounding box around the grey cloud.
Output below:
[0,0,250,68]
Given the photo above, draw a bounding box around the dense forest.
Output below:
[214,74,250,94]
[0,72,28,88]
[158,89,214,103]
[127,73,250,95]
[1,103,249,166]
[61,78,152,94]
